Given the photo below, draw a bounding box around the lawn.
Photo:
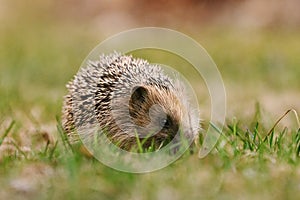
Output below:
[0,4,300,200]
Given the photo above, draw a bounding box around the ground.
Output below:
[0,3,300,200]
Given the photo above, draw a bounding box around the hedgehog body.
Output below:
[62,52,199,151]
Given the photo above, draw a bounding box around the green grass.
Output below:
[1,6,300,199]
[0,110,299,200]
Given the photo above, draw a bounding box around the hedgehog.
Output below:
[62,52,200,152]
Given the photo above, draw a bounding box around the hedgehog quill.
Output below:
[62,52,200,152]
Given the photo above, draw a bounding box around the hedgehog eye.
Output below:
[159,116,171,129]
[159,118,167,127]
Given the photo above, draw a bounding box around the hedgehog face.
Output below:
[128,85,183,147]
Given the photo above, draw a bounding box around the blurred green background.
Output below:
[1,0,299,122]
[0,1,300,199]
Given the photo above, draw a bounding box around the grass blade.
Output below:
[0,120,15,146]
[56,116,74,153]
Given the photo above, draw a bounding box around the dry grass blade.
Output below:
[265,109,300,139]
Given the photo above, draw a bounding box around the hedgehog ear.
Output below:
[130,86,148,104]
